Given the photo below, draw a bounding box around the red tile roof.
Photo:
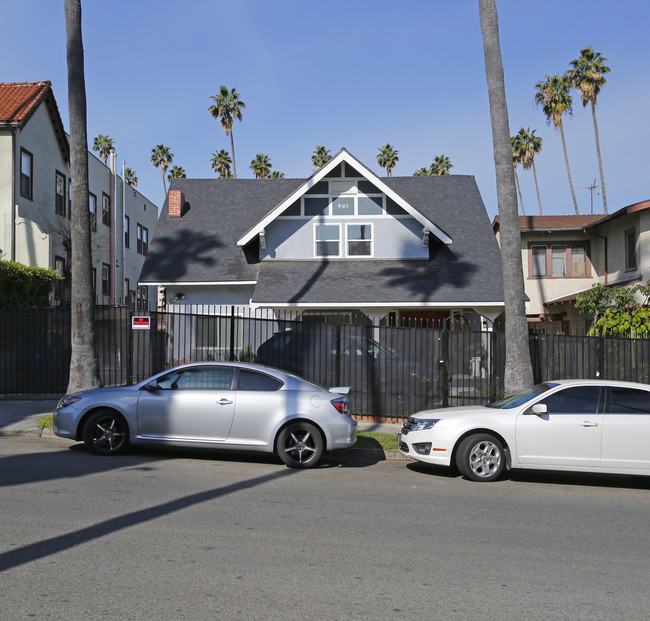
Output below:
[0,81,69,160]
[0,81,52,126]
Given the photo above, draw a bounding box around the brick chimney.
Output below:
[168,190,184,219]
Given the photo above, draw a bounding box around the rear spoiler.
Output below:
[329,386,350,395]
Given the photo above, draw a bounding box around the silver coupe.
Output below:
[53,362,357,468]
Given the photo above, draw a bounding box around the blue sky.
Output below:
[2,0,649,219]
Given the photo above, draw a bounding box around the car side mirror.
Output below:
[530,403,548,416]
[141,380,160,391]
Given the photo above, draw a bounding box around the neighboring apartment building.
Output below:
[0,81,158,307]
[493,205,650,335]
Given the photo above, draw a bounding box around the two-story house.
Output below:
[139,148,505,329]
[493,204,650,335]
[0,81,159,307]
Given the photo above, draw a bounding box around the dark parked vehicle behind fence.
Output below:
[2,305,650,420]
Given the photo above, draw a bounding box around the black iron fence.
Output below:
[2,306,650,419]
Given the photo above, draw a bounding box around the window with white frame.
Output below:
[281,179,391,218]
[347,224,372,256]
[314,224,341,257]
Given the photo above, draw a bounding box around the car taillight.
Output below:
[331,397,349,416]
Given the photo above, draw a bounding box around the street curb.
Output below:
[0,428,54,438]
[0,428,411,460]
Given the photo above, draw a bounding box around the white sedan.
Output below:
[398,379,650,482]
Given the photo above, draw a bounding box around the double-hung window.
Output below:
[20,149,33,199]
[347,224,372,256]
[137,224,148,255]
[55,171,66,215]
[314,224,340,257]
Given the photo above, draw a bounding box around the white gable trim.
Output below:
[236,149,452,247]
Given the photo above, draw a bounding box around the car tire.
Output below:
[276,422,324,469]
[82,409,129,456]
[455,433,505,482]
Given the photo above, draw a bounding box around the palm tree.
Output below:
[517,127,543,215]
[413,167,430,176]
[568,47,611,214]
[535,74,579,214]
[312,146,332,169]
[250,153,271,179]
[92,134,114,164]
[151,144,173,195]
[269,171,285,178]
[208,86,246,178]
[431,154,453,176]
[167,165,186,182]
[124,167,138,187]
[479,0,533,394]
[510,135,526,215]
[377,144,399,176]
[64,0,101,392]
[209,149,232,178]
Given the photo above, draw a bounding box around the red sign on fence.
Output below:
[132,316,150,330]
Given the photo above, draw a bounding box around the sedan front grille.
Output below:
[399,441,409,453]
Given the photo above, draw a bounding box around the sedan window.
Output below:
[156,367,235,390]
[539,386,601,414]
[237,369,282,391]
[609,387,650,414]
[488,383,555,409]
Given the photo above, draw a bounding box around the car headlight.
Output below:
[411,419,440,431]
[57,395,82,409]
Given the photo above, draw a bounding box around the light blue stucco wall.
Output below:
[261,213,427,260]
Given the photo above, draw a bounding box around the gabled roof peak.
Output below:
[237,149,452,246]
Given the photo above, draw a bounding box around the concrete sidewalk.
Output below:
[0,398,408,459]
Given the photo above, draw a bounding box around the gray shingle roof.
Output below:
[140,175,503,305]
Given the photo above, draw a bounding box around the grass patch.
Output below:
[354,431,400,451]
[37,414,53,432]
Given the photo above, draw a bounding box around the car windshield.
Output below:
[487,383,558,409]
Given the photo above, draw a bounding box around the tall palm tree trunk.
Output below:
[65,0,101,393]
[532,161,543,215]
[558,120,579,214]
[591,102,608,214]
[479,0,533,394]
[514,168,525,215]
[230,132,237,179]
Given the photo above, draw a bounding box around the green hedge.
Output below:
[0,259,60,307]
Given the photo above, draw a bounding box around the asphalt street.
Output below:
[1,435,649,620]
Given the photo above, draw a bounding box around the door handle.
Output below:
[580,421,598,427]
[217,399,233,405]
